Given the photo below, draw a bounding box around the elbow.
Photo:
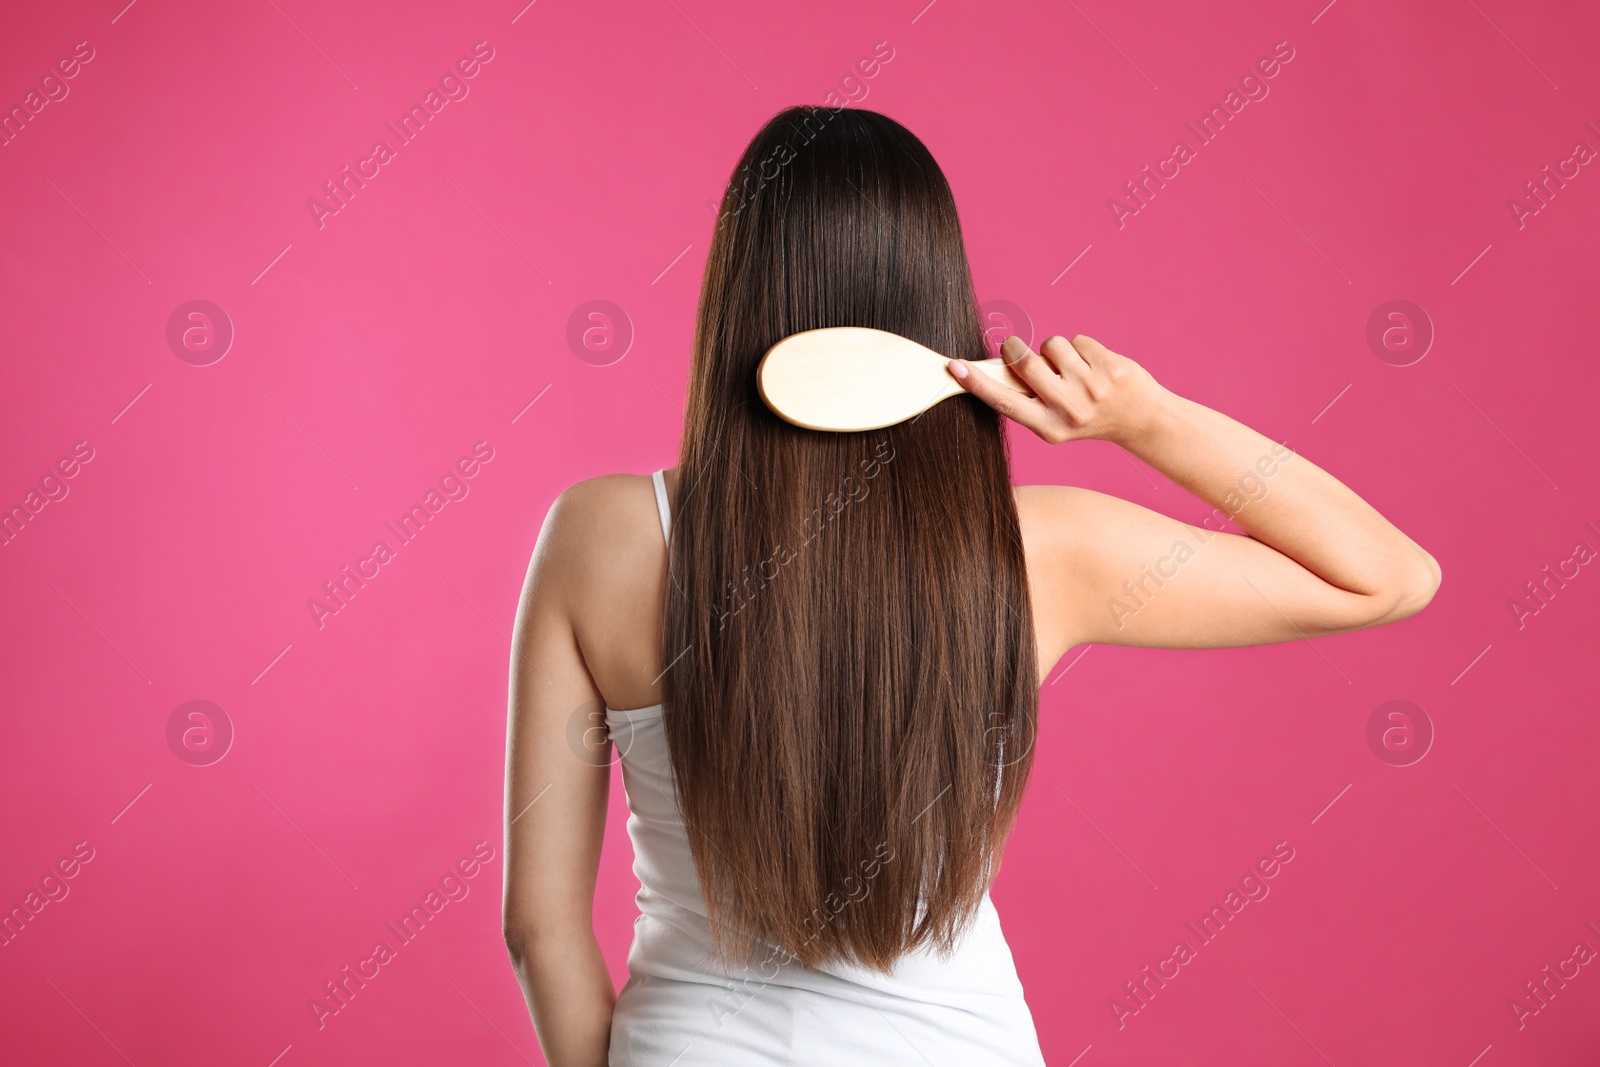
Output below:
[503,926,526,966]
[1377,549,1442,623]
[503,913,537,966]
[502,910,570,967]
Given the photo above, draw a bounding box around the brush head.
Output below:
[756,326,1028,432]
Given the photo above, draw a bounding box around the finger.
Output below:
[998,337,1095,427]
[1068,334,1111,367]
[1041,335,1091,377]
[1039,336,1098,422]
[998,336,1067,405]
[1009,334,1062,374]
[947,358,1061,437]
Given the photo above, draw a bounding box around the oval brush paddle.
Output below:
[757,326,1034,432]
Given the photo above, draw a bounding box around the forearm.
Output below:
[1122,386,1439,600]
[506,927,615,1067]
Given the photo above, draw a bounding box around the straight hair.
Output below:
[663,105,1038,973]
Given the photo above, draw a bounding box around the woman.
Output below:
[502,106,1439,1066]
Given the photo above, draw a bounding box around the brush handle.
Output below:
[970,358,1032,395]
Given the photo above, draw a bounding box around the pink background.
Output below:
[3,0,1598,1063]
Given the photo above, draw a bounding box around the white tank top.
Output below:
[603,470,1045,1066]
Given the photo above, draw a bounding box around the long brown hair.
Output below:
[663,105,1037,972]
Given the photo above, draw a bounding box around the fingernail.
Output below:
[948,359,968,380]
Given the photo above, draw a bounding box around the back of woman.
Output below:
[502,106,1440,1067]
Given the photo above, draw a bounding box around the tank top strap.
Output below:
[650,469,672,545]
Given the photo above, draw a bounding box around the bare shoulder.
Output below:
[1014,482,1098,519]
[1014,483,1126,553]
[534,473,664,597]
[543,472,659,537]
[529,471,670,707]
[1013,483,1134,670]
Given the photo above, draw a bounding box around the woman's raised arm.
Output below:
[950,334,1441,666]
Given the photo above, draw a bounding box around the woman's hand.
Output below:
[948,334,1167,447]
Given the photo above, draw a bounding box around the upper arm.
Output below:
[1019,484,1431,664]
[503,485,614,942]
